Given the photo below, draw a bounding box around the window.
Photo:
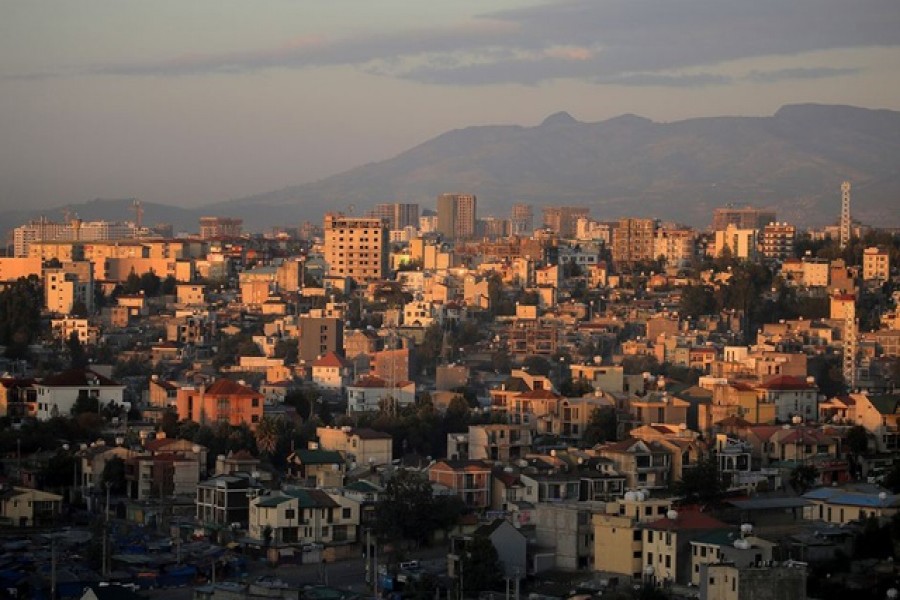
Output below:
[665,555,671,568]
[343,508,352,519]
[647,531,654,543]
[285,509,295,520]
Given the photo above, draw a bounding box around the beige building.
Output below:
[323,213,389,283]
[712,225,758,261]
[701,562,806,600]
[44,261,94,315]
[316,426,393,466]
[249,487,359,545]
[592,494,673,579]
[0,487,63,527]
[612,218,656,268]
[863,246,890,282]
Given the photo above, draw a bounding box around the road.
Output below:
[143,544,449,600]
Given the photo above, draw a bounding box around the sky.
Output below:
[2,0,900,213]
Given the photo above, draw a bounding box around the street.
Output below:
[142,544,450,600]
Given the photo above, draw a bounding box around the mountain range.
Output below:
[3,103,899,236]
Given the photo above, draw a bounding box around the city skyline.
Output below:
[2,0,900,213]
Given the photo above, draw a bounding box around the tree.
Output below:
[522,355,551,377]
[255,416,281,457]
[679,285,716,319]
[789,464,818,495]
[71,390,100,416]
[673,455,726,506]
[375,470,441,544]
[846,426,869,456]
[460,535,502,594]
[583,407,618,445]
[101,456,127,495]
[0,275,43,359]
[67,332,89,369]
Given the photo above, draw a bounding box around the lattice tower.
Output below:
[840,181,851,250]
[842,301,857,391]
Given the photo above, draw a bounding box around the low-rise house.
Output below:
[311,351,352,392]
[755,375,819,422]
[533,501,600,570]
[468,423,534,462]
[176,378,265,430]
[689,529,775,586]
[598,438,673,490]
[316,426,393,467]
[249,488,359,546]
[802,486,900,524]
[0,487,63,526]
[346,375,415,414]
[196,473,261,529]
[701,562,806,600]
[286,448,345,486]
[448,519,526,579]
[34,368,126,420]
[125,453,200,501]
[428,459,492,509]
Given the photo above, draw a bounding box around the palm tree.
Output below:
[255,416,280,456]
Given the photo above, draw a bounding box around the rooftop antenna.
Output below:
[133,198,144,230]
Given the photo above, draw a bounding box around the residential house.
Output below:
[34,368,126,421]
[316,426,393,466]
[428,460,492,509]
[196,473,261,529]
[448,519,526,579]
[249,487,359,546]
[755,375,819,422]
[175,379,265,430]
[311,351,352,392]
[286,448,345,486]
[346,375,415,414]
[689,529,775,586]
[468,424,534,462]
[533,501,600,570]
[0,487,62,526]
[598,438,673,490]
[802,487,900,525]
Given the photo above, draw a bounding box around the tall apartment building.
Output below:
[612,218,657,268]
[199,217,243,239]
[542,206,590,238]
[437,194,477,241]
[654,227,695,269]
[479,217,509,239]
[298,316,344,363]
[711,207,776,231]
[510,204,533,236]
[323,213,389,283]
[371,203,419,231]
[760,222,796,262]
[13,219,137,257]
[863,246,890,282]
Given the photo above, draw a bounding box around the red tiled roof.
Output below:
[716,416,752,428]
[518,388,563,400]
[351,375,388,388]
[205,378,261,397]
[41,369,121,388]
[313,351,350,368]
[645,509,727,531]
[757,375,816,391]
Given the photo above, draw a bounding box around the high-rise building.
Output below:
[199,217,243,239]
[478,217,509,240]
[760,222,796,263]
[612,218,657,268]
[542,206,590,238]
[711,207,776,231]
[713,224,759,261]
[437,194,477,241]
[654,227,696,268]
[510,204,533,236]
[371,203,419,231]
[323,213,389,283]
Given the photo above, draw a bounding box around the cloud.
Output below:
[9,0,899,86]
[745,67,862,83]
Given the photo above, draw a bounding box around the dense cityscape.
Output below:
[0,186,898,600]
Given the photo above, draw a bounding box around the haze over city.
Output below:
[3,0,900,213]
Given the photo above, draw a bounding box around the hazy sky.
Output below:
[2,0,900,212]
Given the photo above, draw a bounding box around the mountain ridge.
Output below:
[3,103,898,235]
